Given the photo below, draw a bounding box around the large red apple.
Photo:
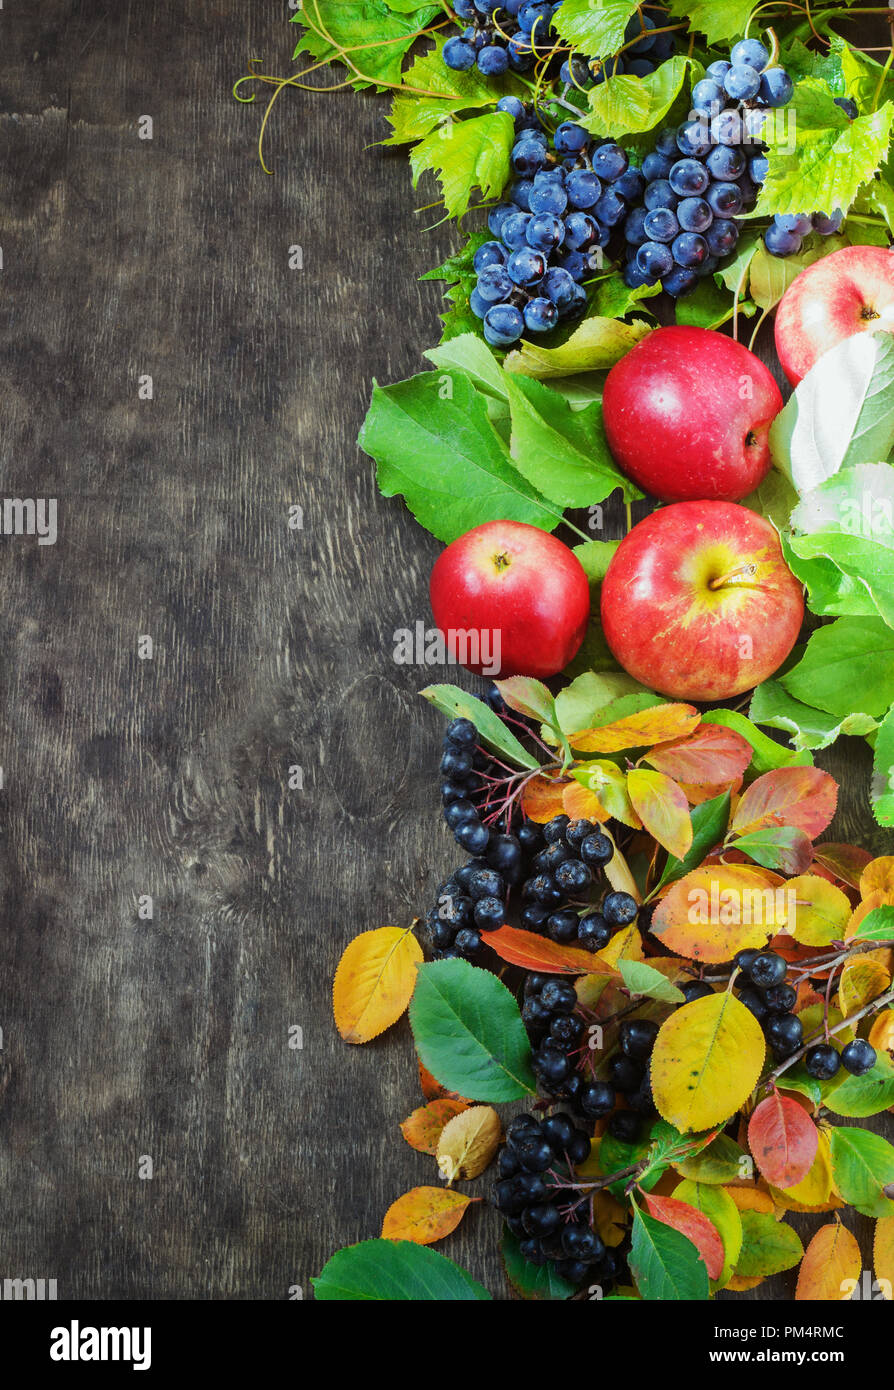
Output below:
[601,501,804,701]
[602,326,783,502]
[775,244,894,386]
[429,520,590,680]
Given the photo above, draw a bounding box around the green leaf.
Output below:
[313,1238,492,1300]
[872,703,894,827]
[828,1125,894,1217]
[852,906,894,943]
[734,1212,804,1276]
[731,826,814,876]
[385,36,515,144]
[600,1133,665,1196]
[653,792,731,894]
[410,111,515,219]
[552,669,652,742]
[779,617,894,719]
[501,1226,576,1300]
[293,1,439,91]
[495,675,558,729]
[629,1204,710,1300]
[749,679,879,752]
[753,80,894,219]
[667,0,756,46]
[788,463,894,629]
[779,530,882,622]
[409,958,537,1101]
[840,42,894,116]
[743,469,799,532]
[672,1133,750,1185]
[701,708,813,774]
[560,538,626,679]
[618,958,685,1004]
[769,333,894,495]
[675,277,756,331]
[504,315,652,378]
[504,373,642,507]
[591,271,662,320]
[360,371,563,543]
[420,684,540,769]
[551,0,640,58]
[824,1051,894,1117]
[748,234,850,314]
[424,331,508,401]
[582,57,693,139]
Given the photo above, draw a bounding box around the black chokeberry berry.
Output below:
[486,834,523,881]
[765,983,797,1012]
[523,873,556,903]
[517,822,543,854]
[734,948,759,974]
[840,1039,877,1076]
[738,986,769,1022]
[749,952,787,989]
[440,747,474,779]
[522,1203,562,1237]
[540,979,577,1014]
[580,1081,615,1117]
[455,819,490,854]
[555,859,592,894]
[550,1013,584,1046]
[765,1011,803,1057]
[445,717,477,747]
[603,891,638,927]
[546,909,579,944]
[543,815,571,845]
[609,1055,643,1092]
[541,1113,576,1152]
[521,903,549,930]
[581,832,613,867]
[681,980,714,1004]
[444,797,476,829]
[469,867,504,900]
[515,1135,556,1172]
[805,1044,841,1080]
[473,896,504,932]
[566,819,597,847]
[608,1110,641,1143]
[619,1018,659,1060]
[534,843,571,874]
[577,912,611,951]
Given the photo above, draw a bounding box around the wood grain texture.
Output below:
[0,1,888,1301]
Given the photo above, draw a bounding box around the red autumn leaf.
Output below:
[644,724,753,786]
[642,1193,725,1280]
[485,925,614,976]
[747,1092,819,1189]
[569,703,700,753]
[731,766,838,840]
[626,768,693,860]
[812,842,873,891]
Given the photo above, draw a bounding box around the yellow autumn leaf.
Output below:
[727,1274,765,1291]
[570,703,700,753]
[596,923,644,970]
[860,856,894,901]
[436,1105,502,1182]
[627,767,693,861]
[602,825,643,902]
[874,1215,894,1300]
[869,1009,894,1056]
[768,1129,842,1212]
[381,1187,475,1245]
[837,957,891,1018]
[593,1190,629,1248]
[786,875,852,947]
[400,1098,470,1155]
[796,1222,861,1300]
[652,992,765,1132]
[332,925,423,1044]
[651,864,784,963]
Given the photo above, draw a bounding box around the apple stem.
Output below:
[707,562,759,591]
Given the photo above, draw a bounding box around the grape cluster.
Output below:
[734,948,877,1077]
[620,38,796,296]
[475,108,645,345]
[443,0,539,77]
[496,1111,624,1286]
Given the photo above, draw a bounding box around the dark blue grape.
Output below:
[592,142,628,182]
[488,202,515,237]
[529,181,568,215]
[672,231,709,268]
[444,36,477,71]
[706,144,746,181]
[593,189,626,226]
[554,121,589,155]
[730,38,769,72]
[643,207,679,243]
[526,212,565,251]
[748,154,769,185]
[507,245,547,285]
[813,209,843,235]
[644,179,677,211]
[478,44,509,75]
[706,181,743,217]
[477,264,514,301]
[662,265,700,297]
[624,205,649,244]
[483,302,525,346]
[541,266,577,307]
[614,167,645,202]
[677,120,712,157]
[676,196,712,233]
[473,240,507,273]
[692,78,724,115]
[563,211,599,250]
[636,240,674,278]
[501,211,532,249]
[565,168,601,209]
[758,68,794,108]
[724,64,761,102]
[669,158,709,196]
[705,218,738,256]
[642,152,673,182]
[524,296,559,333]
[764,221,802,257]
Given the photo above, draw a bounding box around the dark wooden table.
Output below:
[0,1,888,1300]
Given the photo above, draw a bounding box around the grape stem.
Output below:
[763,984,894,1088]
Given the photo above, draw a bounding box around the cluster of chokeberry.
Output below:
[519,814,635,948]
[734,948,877,1079]
[495,1112,624,1286]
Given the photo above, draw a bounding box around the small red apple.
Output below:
[600,501,804,701]
[602,326,783,503]
[429,520,590,680]
[775,244,894,386]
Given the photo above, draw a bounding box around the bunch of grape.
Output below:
[474,106,644,346]
[734,948,878,1077]
[561,8,676,87]
[620,37,797,296]
[443,0,539,76]
[495,1111,625,1287]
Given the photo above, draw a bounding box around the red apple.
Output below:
[429,520,590,680]
[602,326,783,502]
[775,244,894,386]
[601,501,804,701]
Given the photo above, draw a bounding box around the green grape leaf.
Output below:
[313,1238,492,1300]
[385,36,519,144]
[667,0,756,46]
[629,1204,710,1300]
[551,0,641,58]
[582,57,693,139]
[409,959,537,1101]
[424,330,508,400]
[360,370,564,542]
[778,617,894,719]
[753,80,894,219]
[504,315,652,378]
[293,1,439,91]
[504,373,642,507]
[410,111,515,219]
[787,463,894,628]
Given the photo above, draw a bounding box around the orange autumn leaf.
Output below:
[678,777,742,807]
[418,1059,469,1104]
[644,723,753,786]
[562,779,609,823]
[860,855,894,901]
[570,703,700,753]
[381,1187,475,1245]
[869,1009,894,1056]
[651,864,784,963]
[436,1105,502,1182]
[485,925,613,975]
[571,760,642,828]
[731,766,838,840]
[813,842,872,891]
[874,1215,894,1300]
[748,1092,818,1189]
[796,1222,861,1300]
[521,773,569,823]
[727,1274,765,1291]
[333,925,423,1044]
[627,767,693,860]
[400,1098,470,1155]
[643,1193,725,1280]
[725,1186,775,1214]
